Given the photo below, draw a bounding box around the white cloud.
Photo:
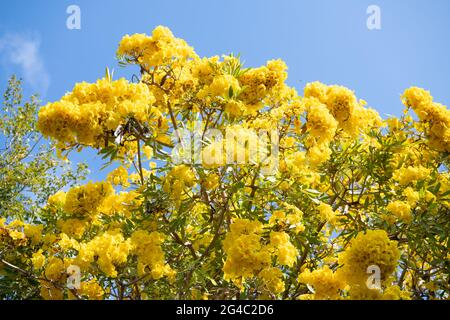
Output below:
[0,33,50,96]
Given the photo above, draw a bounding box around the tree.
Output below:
[0,76,87,299]
[1,26,448,300]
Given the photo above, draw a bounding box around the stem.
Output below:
[246,165,261,213]
[136,138,144,186]
[283,193,341,299]
[0,258,83,300]
[162,215,197,259]
[182,190,230,298]
[398,265,408,289]
[167,101,182,145]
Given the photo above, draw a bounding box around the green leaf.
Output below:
[228,86,234,99]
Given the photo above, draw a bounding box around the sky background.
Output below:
[1,0,449,181]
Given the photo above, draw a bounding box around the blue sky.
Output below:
[1,0,449,181]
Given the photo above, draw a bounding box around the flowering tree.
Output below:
[1,26,448,300]
[0,76,87,299]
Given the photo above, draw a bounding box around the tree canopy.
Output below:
[1,26,448,300]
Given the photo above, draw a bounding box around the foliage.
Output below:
[0,27,448,300]
[0,76,87,299]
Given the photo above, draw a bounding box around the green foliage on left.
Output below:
[0,76,88,299]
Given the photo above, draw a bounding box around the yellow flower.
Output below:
[239,59,287,104]
[64,181,114,218]
[162,165,196,200]
[307,144,332,166]
[206,74,240,98]
[202,173,219,190]
[269,204,304,234]
[338,230,400,285]
[224,100,245,117]
[403,187,420,206]
[304,81,329,103]
[306,103,338,144]
[117,25,196,68]
[143,145,153,159]
[9,230,25,241]
[107,166,130,188]
[269,231,298,267]
[298,266,346,299]
[75,230,131,278]
[382,285,411,300]
[401,87,433,109]
[393,166,431,185]
[57,218,87,239]
[402,87,450,152]
[47,191,66,210]
[222,219,271,284]
[39,281,63,300]
[259,267,285,294]
[387,200,412,223]
[317,202,338,225]
[79,279,105,300]
[44,257,65,281]
[31,250,46,270]
[58,233,80,251]
[130,230,170,279]
[38,78,155,148]
[24,224,44,244]
[8,220,24,228]
[304,82,382,136]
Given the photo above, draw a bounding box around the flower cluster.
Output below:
[73,230,131,277]
[268,202,305,234]
[38,78,157,148]
[386,200,412,223]
[117,26,196,69]
[0,219,27,247]
[299,82,382,166]
[63,182,114,218]
[268,231,298,267]
[130,230,174,279]
[107,166,130,188]
[402,87,450,152]
[298,266,346,300]
[162,164,196,201]
[338,230,400,285]
[317,202,339,225]
[3,25,446,300]
[222,219,272,285]
[222,219,298,294]
[393,165,431,186]
[258,267,285,294]
[304,82,382,137]
[238,59,288,105]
